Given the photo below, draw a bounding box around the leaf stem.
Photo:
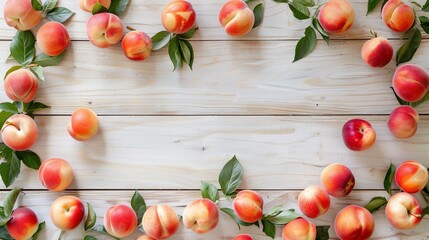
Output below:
[421,191,429,206]
[58,230,66,240]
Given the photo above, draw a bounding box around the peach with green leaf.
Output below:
[79,0,111,12]
[36,22,70,57]
[232,190,263,223]
[1,114,38,151]
[162,0,196,34]
[219,0,255,37]
[3,0,42,30]
[6,207,39,240]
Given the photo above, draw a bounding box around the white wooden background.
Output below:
[1,0,429,239]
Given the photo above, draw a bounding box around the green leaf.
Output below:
[261,219,276,239]
[263,209,300,225]
[220,208,257,230]
[25,101,50,114]
[293,26,317,62]
[131,191,146,225]
[419,16,429,34]
[33,52,65,67]
[312,18,329,45]
[0,225,13,239]
[31,0,43,11]
[422,206,429,217]
[46,7,75,23]
[316,226,330,240]
[168,36,182,71]
[367,0,381,14]
[396,28,421,66]
[364,196,388,213]
[252,3,264,28]
[273,0,289,2]
[0,153,21,188]
[15,150,41,170]
[201,181,219,202]
[32,222,45,240]
[3,188,21,217]
[384,163,396,195]
[218,156,243,196]
[4,66,23,80]
[30,66,45,82]
[390,87,410,106]
[178,27,198,39]
[178,39,194,70]
[0,214,11,227]
[0,103,18,114]
[422,0,429,11]
[296,0,315,7]
[10,31,36,66]
[288,1,310,20]
[410,91,429,107]
[85,203,97,231]
[92,3,109,14]
[90,225,119,240]
[84,236,98,240]
[42,0,58,14]
[151,31,171,51]
[0,112,14,129]
[108,0,129,16]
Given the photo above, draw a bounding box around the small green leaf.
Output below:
[4,66,23,80]
[85,203,97,231]
[3,188,22,217]
[220,208,256,230]
[0,225,13,239]
[273,0,289,2]
[201,181,219,202]
[0,153,21,188]
[131,191,146,225]
[15,150,41,170]
[364,196,388,213]
[384,163,396,195]
[108,0,129,16]
[263,209,300,225]
[46,7,75,23]
[90,225,120,240]
[252,3,264,28]
[92,3,109,14]
[30,66,45,82]
[42,0,58,14]
[367,0,381,14]
[316,226,330,240]
[312,18,329,45]
[151,31,171,51]
[293,26,317,62]
[31,0,43,11]
[10,31,36,66]
[288,1,310,20]
[178,39,194,70]
[296,0,315,7]
[178,27,198,39]
[25,101,50,114]
[422,0,429,11]
[218,156,243,196]
[0,215,11,227]
[0,103,18,114]
[0,112,14,129]
[422,206,429,217]
[396,28,421,66]
[261,219,276,239]
[84,236,98,240]
[33,52,65,67]
[168,36,182,71]
[32,222,45,240]
[419,16,429,34]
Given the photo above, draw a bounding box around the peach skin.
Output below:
[121,30,153,61]
[162,0,196,34]
[7,207,39,240]
[4,69,39,103]
[86,12,124,48]
[298,185,330,218]
[39,158,74,192]
[182,199,219,234]
[1,114,38,151]
[104,205,138,238]
[282,218,316,240]
[37,22,70,57]
[233,190,264,223]
[388,106,419,139]
[80,0,111,12]
[219,0,255,37]
[318,0,354,34]
[392,64,429,103]
[320,163,355,197]
[382,0,414,32]
[142,205,179,239]
[334,205,374,239]
[361,35,393,67]
[395,160,428,193]
[68,107,99,141]
[3,0,42,30]
[385,192,422,229]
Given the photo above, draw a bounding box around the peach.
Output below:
[318,0,354,34]
[7,207,39,240]
[36,22,70,57]
[342,118,376,151]
[219,0,255,37]
[233,190,263,223]
[298,185,330,218]
[3,0,42,30]
[382,0,414,32]
[388,106,419,139]
[87,12,124,48]
[392,64,429,102]
[361,36,393,67]
[233,234,253,240]
[39,158,74,192]
[320,163,355,197]
[50,196,85,231]
[334,205,374,239]
[385,192,422,229]
[282,218,316,240]
[162,0,196,34]
[121,31,153,61]
[395,160,428,193]
[137,236,156,240]
[142,205,179,239]
[1,114,38,151]
[79,0,111,12]
[68,107,99,141]
[4,69,39,103]
[182,199,219,234]
[104,205,137,238]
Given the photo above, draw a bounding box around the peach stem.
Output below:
[58,230,66,240]
[126,26,136,31]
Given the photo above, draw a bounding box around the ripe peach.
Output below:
[79,0,111,12]
[162,0,196,34]
[142,205,179,239]
[68,107,99,141]
[3,0,42,30]
[104,205,138,238]
[382,0,414,32]
[219,0,255,37]
[385,192,422,229]
[137,236,156,240]
[233,234,253,240]
[182,199,219,234]
[1,114,38,151]
[318,0,354,34]
[121,31,153,61]
[395,160,428,193]
[36,22,70,57]
[282,218,316,240]
[87,12,124,48]
[320,163,355,197]
[342,118,376,151]
[392,64,429,102]
[334,205,374,239]
[50,196,85,231]
[233,190,263,223]
[7,207,39,240]
[39,158,74,192]
[388,106,419,139]
[361,36,393,67]
[4,69,39,103]
[298,185,330,218]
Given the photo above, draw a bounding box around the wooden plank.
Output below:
[0,0,427,41]
[2,40,429,115]
[4,115,428,190]
[2,190,428,239]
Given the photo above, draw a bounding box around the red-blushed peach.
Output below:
[36,22,70,57]
[121,31,153,61]
[182,199,219,234]
[334,205,374,239]
[382,0,414,32]
[79,0,111,12]
[385,192,422,229]
[142,205,179,239]
[361,36,393,67]
[342,118,376,151]
[320,163,355,197]
[3,0,42,30]
[39,158,74,192]
[233,234,253,240]
[318,0,354,34]
[298,185,330,218]
[392,64,429,102]
[1,114,38,151]
[219,0,255,37]
[4,68,39,103]
[104,205,138,238]
[388,106,419,139]
[395,160,428,193]
[233,190,263,223]
[162,0,196,34]
[50,196,85,231]
[68,107,99,141]
[137,235,156,240]
[7,207,39,240]
[282,218,316,240]
[86,12,124,48]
